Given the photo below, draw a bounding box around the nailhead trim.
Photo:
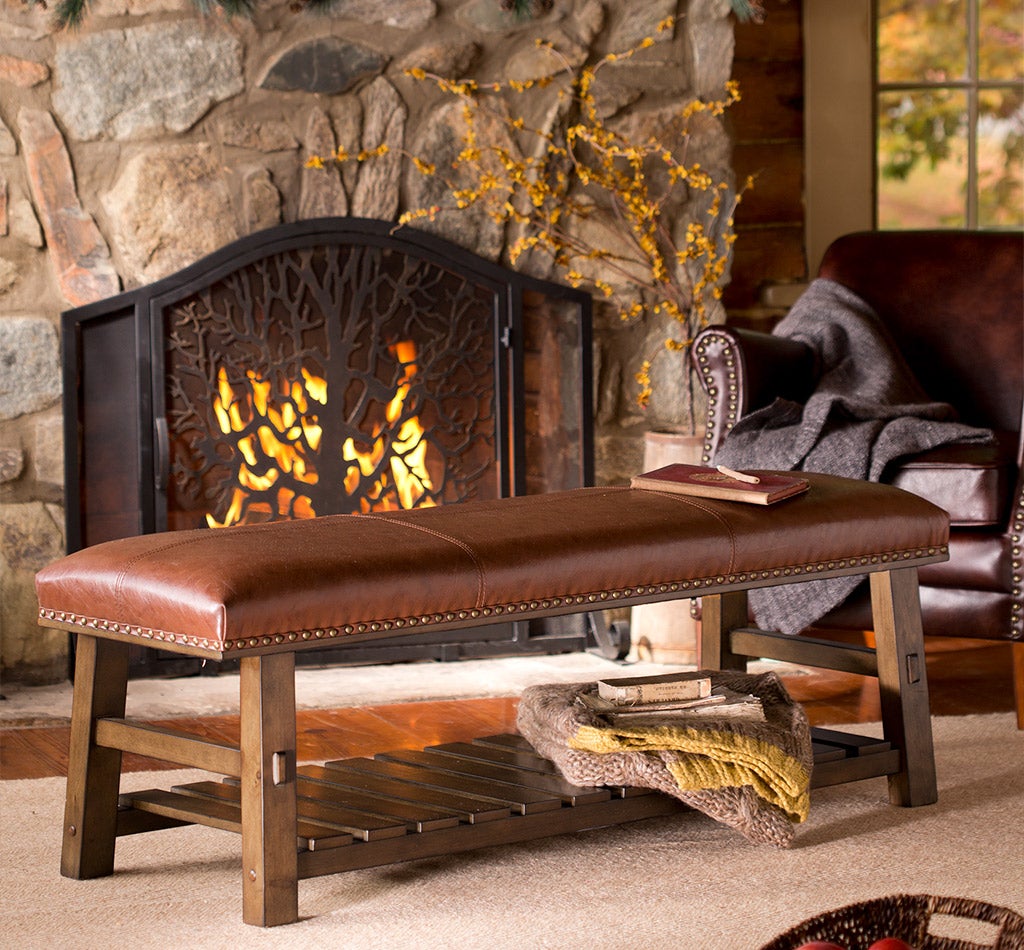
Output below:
[1012,483,1024,639]
[693,330,740,463]
[37,543,949,655]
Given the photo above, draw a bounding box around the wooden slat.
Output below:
[425,739,650,799]
[810,741,848,763]
[376,748,612,806]
[298,791,691,878]
[297,768,461,833]
[319,760,511,823]
[339,756,563,815]
[126,787,354,852]
[471,734,534,750]
[128,788,242,834]
[115,800,190,836]
[427,740,568,775]
[173,781,406,842]
[812,727,891,757]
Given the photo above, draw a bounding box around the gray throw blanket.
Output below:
[715,278,992,635]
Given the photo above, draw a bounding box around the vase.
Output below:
[628,427,705,666]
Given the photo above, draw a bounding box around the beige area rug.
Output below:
[1,713,1021,950]
[0,653,711,724]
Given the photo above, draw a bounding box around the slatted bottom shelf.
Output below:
[118,729,898,877]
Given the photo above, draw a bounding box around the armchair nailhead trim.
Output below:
[694,331,740,463]
[1013,485,1024,638]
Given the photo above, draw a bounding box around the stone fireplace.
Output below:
[0,0,737,684]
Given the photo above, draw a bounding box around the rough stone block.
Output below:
[397,40,480,77]
[0,316,61,421]
[299,108,348,220]
[102,144,238,285]
[0,257,14,293]
[457,0,561,33]
[33,413,64,486]
[0,53,49,87]
[219,117,298,152]
[0,501,68,685]
[608,0,675,50]
[331,0,436,29]
[260,37,387,95]
[0,446,24,484]
[351,78,406,220]
[241,167,282,232]
[17,108,120,307]
[52,21,243,141]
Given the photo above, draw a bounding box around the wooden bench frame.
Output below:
[57,563,937,927]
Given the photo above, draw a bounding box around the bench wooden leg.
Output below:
[699,590,750,672]
[61,634,129,879]
[870,567,937,807]
[240,652,299,927]
[1013,642,1024,731]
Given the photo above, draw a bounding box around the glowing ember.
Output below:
[207,342,435,526]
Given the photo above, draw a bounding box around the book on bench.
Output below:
[630,463,809,505]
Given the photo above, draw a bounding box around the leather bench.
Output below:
[35,472,948,927]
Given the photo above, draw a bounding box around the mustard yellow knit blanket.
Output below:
[516,670,814,847]
[571,719,810,823]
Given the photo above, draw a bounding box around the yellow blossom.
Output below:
[391,38,749,418]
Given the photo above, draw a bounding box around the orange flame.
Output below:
[207,342,435,526]
[207,365,324,528]
[342,340,436,512]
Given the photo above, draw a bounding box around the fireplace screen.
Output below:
[161,244,502,532]
[62,219,597,674]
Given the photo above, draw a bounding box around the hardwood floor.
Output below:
[1,638,1017,781]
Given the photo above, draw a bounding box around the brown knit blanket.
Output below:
[516,670,812,848]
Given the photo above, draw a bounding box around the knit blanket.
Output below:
[715,278,993,635]
[516,670,812,848]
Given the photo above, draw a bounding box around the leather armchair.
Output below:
[692,230,1024,728]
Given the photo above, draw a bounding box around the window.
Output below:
[876,0,1023,229]
[803,0,1022,271]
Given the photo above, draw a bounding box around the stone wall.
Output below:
[0,0,736,683]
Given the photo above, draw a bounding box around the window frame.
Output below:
[803,0,875,274]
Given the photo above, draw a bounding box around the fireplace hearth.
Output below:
[61,218,614,676]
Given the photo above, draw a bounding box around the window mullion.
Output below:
[966,0,979,228]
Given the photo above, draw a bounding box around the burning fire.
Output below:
[207,341,434,527]
[206,365,324,528]
[342,340,436,513]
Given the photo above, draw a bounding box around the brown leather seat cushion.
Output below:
[885,431,1018,527]
[35,473,948,659]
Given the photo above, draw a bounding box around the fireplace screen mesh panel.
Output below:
[61,219,599,676]
[162,244,500,532]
